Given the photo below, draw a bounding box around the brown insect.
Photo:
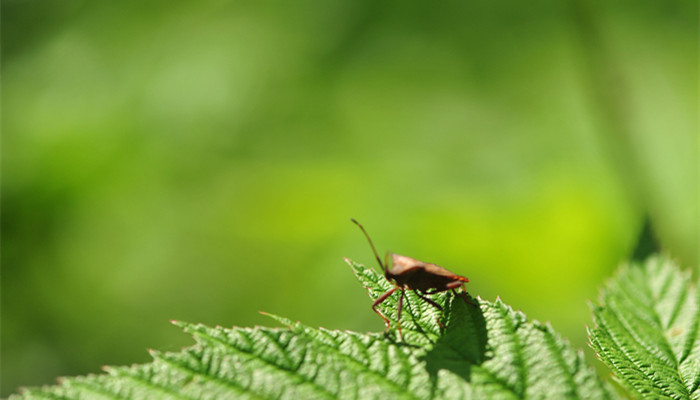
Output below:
[351,218,470,337]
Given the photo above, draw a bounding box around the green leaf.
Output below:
[349,259,616,399]
[589,255,700,399]
[11,260,614,399]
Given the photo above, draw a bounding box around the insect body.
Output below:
[351,219,470,337]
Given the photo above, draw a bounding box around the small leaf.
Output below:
[588,255,700,399]
[10,260,615,399]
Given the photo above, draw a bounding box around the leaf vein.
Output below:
[188,327,337,399]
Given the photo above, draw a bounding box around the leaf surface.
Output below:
[589,256,700,400]
[11,260,614,399]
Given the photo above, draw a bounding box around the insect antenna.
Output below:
[350,218,388,273]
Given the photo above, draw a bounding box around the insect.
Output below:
[351,218,471,337]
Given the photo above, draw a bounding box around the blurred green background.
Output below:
[2,0,697,396]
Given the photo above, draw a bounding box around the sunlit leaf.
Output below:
[10,261,615,399]
[589,255,700,399]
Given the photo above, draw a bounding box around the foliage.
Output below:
[589,256,700,399]
[11,261,615,399]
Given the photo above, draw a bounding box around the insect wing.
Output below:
[422,262,469,282]
[389,254,427,275]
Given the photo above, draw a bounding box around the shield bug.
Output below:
[351,218,471,337]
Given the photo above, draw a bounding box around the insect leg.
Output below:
[372,286,398,328]
[415,290,445,328]
[396,288,405,339]
[414,290,443,312]
[451,284,478,307]
[446,281,469,300]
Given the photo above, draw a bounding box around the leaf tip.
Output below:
[584,299,596,310]
[148,348,162,358]
[172,320,198,332]
[260,311,295,327]
[345,258,363,275]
